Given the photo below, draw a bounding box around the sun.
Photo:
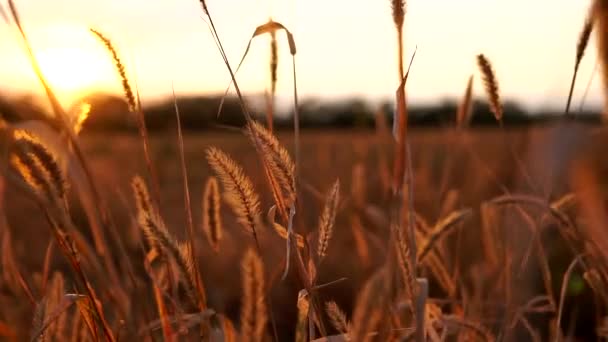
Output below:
[31,24,117,104]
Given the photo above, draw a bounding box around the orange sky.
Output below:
[0,0,601,110]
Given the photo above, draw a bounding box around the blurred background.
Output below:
[0,0,601,128]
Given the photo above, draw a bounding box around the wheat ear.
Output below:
[202,177,222,252]
[89,29,135,112]
[325,301,349,333]
[206,147,262,246]
[476,54,503,122]
[317,179,340,260]
[246,120,295,201]
[11,130,66,206]
[132,176,202,309]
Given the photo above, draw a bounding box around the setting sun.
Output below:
[36,46,113,98]
[15,24,120,105]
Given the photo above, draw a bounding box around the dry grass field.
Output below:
[3,0,608,341]
[2,124,607,341]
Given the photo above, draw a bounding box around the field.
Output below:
[2,124,607,341]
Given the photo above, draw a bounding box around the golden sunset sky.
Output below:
[0,0,600,110]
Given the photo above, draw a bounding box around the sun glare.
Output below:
[30,24,117,104]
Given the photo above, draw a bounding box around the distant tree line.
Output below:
[0,92,601,133]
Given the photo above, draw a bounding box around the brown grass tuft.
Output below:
[206,147,262,242]
[317,179,340,260]
[240,249,267,342]
[202,177,222,252]
[476,54,503,122]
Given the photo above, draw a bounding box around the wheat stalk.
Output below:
[240,249,267,342]
[476,54,503,122]
[317,179,340,260]
[206,147,262,246]
[202,177,222,252]
[457,75,474,127]
[90,29,135,112]
[566,12,594,116]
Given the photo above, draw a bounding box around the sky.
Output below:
[0,0,601,111]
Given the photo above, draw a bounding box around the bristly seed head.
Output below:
[391,0,406,30]
[476,54,503,122]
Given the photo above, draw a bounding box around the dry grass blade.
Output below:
[325,301,349,334]
[240,249,267,342]
[457,75,474,127]
[206,147,262,246]
[595,0,608,121]
[217,19,296,118]
[417,208,472,262]
[172,88,208,318]
[318,179,340,260]
[202,177,222,252]
[351,270,388,341]
[487,194,573,229]
[476,54,503,122]
[555,255,584,341]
